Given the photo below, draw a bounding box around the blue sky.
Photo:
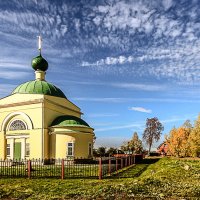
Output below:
[1,0,200,149]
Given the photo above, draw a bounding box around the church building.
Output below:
[0,38,95,160]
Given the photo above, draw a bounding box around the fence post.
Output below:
[129,156,131,166]
[61,159,65,180]
[109,157,111,176]
[99,157,102,180]
[125,156,127,167]
[116,157,118,172]
[133,155,136,164]
[28,160,31,179]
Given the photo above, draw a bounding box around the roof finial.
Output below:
[38,35,42,55]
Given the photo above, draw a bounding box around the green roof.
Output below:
[12,80,66,98]
[51,115,90,127]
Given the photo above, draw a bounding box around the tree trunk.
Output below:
[148,143,152,155]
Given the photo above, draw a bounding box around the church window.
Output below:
[9,120,27,131]
[6,144,10,156]
[67,142,74,156]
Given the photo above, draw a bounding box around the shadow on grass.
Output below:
[111,158,160,179]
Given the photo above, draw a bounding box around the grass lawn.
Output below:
[0,157,200,199]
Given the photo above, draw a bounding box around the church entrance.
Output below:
[14,142,21,160]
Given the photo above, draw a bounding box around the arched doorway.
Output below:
[2,112,33,160]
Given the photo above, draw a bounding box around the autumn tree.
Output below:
[166,125,191,157]
[121,132,143,154]
[128,132,143,154]
[188,116,200,157]
[143,117,164,154]
[120,141,130,153]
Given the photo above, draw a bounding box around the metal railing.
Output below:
[0,154,143,179]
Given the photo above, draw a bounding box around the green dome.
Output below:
[51,115,90,127]
[32,55,48,71]
[12,80,66,98]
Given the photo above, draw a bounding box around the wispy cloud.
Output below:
[62,80,165,91]
[0,71,30,80]
[87,113,119,118]
[129,107,152,113]
[0,61,28,70]
[0,84,17,97]
[95,123,144,132]
[111,83,164,91]
[72,97,200,104]
[72,97,128,103]
[161,114,197,125]
[82,55,134,66]
[1,0,200,87]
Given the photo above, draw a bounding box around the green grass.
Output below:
[0,157,200,199]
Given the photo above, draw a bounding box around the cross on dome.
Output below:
[38,35,42,55]
[31,36,48,74]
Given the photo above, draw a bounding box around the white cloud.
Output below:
[0,61,28,70]
[63,80,166,91]
[82,55,135,66]
[162,0,173,10]
[1,0,200,87]
[0,84,17,97]
[95,123,144,132]
[72,97,200,103]
[87,113,119,118]
[129,107,152,113]
[72,97,127,103]
[111,83,164,91]
[0,71,30,80]
[161,114,197,124]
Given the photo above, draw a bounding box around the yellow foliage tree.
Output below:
[188,116,200,157]
[166,123,191,157]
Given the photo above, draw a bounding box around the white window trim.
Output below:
[6,135,29,160]
[25,141,30,157]
[66,142,74,157]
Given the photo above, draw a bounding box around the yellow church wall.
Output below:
[43,129,49,159]
[53,132,93,158]
[49,134,56,158]
[50,126,94,158]
[43,103,81,128]
[73,133,94,158]
[0,94,44,105]
[0,98,45,159]
[0,103,43,131]
[0,92,94,160]
[44,95,81,113]
[55,134,75,158]
[29,129,43,159]
[0,133,5,159]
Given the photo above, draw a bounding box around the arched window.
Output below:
[9,120,27,131]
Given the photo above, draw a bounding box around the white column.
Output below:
[10,138,14,160]
[21,138,26,159]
